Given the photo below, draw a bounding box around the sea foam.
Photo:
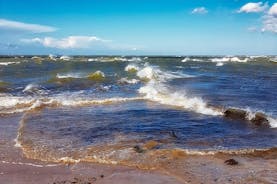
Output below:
[136,65,223,116]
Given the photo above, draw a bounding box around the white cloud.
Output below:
[261,3,277,33]
[268,3,277,16]
[262,15,277,33]
[21,36,108,49]
[0,19,56,33]
[191,7,208,14]
[238,2,268,13]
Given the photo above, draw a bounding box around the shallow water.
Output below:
[0,55,276,166]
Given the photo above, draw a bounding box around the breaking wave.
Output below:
[56,73,84,79]
[87,57,142,62]
[210,57,249,63]
[118,78,139,84]
[0,94,143,115]
[125,64,140,72]
[135,65,222,116]
[134,65,277,125]
[181,56,250,65]
[55,71,106,81]
[87,71,105,80]
[0,61,20,66]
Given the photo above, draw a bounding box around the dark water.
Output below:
[0,56,276,164]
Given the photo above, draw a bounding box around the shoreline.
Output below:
[1,114,277,184]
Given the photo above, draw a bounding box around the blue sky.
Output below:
[0,0,276,55]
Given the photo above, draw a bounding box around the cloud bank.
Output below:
[0,19,56,33]
[21,36,108,49]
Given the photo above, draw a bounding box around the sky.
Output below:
[0,0,276,55]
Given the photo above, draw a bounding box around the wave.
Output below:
[270,57,277,63]
[59,55,71,61]
[224,108,277,128]
[0,61,20,66]
[56,73,84,79]
[87,57,142,62]
[181,57,203,62]
[58,97,143,107]
[210,57,249,63]
[0,94,143,115]
[139,82,223,116]
[135,65,222,116]
[118,78,139,84]
[216,62,224,66]
[125,64,140,72]
[22,83,49,95]
[136,65,193,82]
[16,133,277,168]
[1,160,58,167]
[134,65,277,124]
[55,71,105,81]
[87,71,105,80]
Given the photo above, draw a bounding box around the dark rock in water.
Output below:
[224,159,238,165]
[224,108,247,120]
[250,112,270,127]
[224,109,270,127]
[133,145,145,153]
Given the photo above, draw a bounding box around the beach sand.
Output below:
[0,115,276,184]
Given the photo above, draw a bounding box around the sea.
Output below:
[0,55,276,168]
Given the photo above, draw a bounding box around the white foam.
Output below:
[118,78,139,84]
[0,61,20,66]
[270,57,277,63]
[58,97,142,107]
[126,57,142,62]
[137,66,156,80]
[1,161,58,167]
[88,58,99,62]
[137,65,193,81]
[216,62,224,66]
[268,117,277,128]
[49,54,57,61]
[56,73,84,79]
[0,95,33,109]
[137,65,223,116]
[235,107,277,128]
[139,82,222,116]
[60,55,71,61]
[181,57,190,62]
[87,70,105,78]
[210,57,249,63]
[23,84,37,92]
[125,64,140,72]
[210,57,230,62]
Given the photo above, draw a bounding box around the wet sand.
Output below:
[0,115,276,184]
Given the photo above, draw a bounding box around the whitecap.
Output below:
[181,57,190,62]
[0,61,20,66]
[60,55,71,61]
[118,78,139,84]
[216,62,224,66]
[125,64,140,72]
[136,65,222,116]
[56,73,84,79]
